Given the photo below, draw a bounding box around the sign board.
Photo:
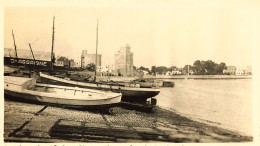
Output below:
[4,57,51,69]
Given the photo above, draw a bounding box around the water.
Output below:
[156,79,253,136]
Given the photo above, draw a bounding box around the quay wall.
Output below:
[97,75,252,82]
[143,75,252,80]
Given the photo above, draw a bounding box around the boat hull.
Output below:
[4,89,121,107]
[4,76,122,107]
[40,72,160,101]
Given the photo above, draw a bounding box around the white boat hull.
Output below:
[4,76,122,107]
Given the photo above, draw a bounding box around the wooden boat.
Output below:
[4,76,122,107]
[39,72,160,104]
[132,79,175,88]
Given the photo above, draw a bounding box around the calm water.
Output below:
[156,79,253,136]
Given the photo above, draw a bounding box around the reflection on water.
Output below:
[156,79,253,136]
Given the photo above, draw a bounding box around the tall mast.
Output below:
[11,30,18,58]
[94,19,99,82]
[50,16,55,73]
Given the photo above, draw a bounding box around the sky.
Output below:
[4,5,254,69]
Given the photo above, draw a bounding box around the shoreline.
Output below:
[96,75,252,82]
[143,75,252,80]
[4,100,253,143]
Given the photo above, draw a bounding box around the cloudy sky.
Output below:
[4,2,255,68]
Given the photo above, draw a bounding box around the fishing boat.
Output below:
[39,72,160,104]
[4,76,122,107]
[132,78,175,88]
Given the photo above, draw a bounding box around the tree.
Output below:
[139,66,150,73]
[169,66,177,71]
[192,60,227,75]
[151,66,156,75]
[86,63,96,72]
[193,60,201,74]
[215,62,227,74]
[156,66,169,75]
[202,60,217,75]
[183,65,193,75]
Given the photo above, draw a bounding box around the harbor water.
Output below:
[156,79,253,136]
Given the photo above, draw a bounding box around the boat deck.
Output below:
[33,84,106,99]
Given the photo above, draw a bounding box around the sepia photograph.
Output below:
[1,0,259,144]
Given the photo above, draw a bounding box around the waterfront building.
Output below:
[244,66,252,75]
[166,71,172,76]
[55,60,64,67]
[172,70,182,75]
[74,61,81,68]
[223,66,236,75]
[236,70,245,75]
[81,50,101,68]
[4,48,52,61]
[69,60,76,68]
[114,44,134,76]
[55,56,80,68]
[235,66,252,75]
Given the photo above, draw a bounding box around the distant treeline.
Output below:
[138,60,227,75]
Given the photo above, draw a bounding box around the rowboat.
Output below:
[4,76,122,107]
[39,72,160,104]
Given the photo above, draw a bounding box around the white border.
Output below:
[1,0,260,146]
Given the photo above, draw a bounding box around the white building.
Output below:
[236,66,252,75]
[166,71,172,76]
[172,70,182,75]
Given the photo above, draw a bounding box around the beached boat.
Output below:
[4,76,122,107]
[39,72,160,104]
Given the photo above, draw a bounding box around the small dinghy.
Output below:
[4,76,122,107]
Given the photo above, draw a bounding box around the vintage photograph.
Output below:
[2,1,257,144]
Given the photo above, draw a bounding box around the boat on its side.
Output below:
[39,72,160,104]
[4,76,122,107]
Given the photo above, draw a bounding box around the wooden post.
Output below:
[50,16,55,74]
[94,19,99,82]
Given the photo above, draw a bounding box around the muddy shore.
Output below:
[4,99,252,143]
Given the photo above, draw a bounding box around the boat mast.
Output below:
[11,30,18,58]
[28,43,36,71]
[50,16,55,73]
[94,19,99,82]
